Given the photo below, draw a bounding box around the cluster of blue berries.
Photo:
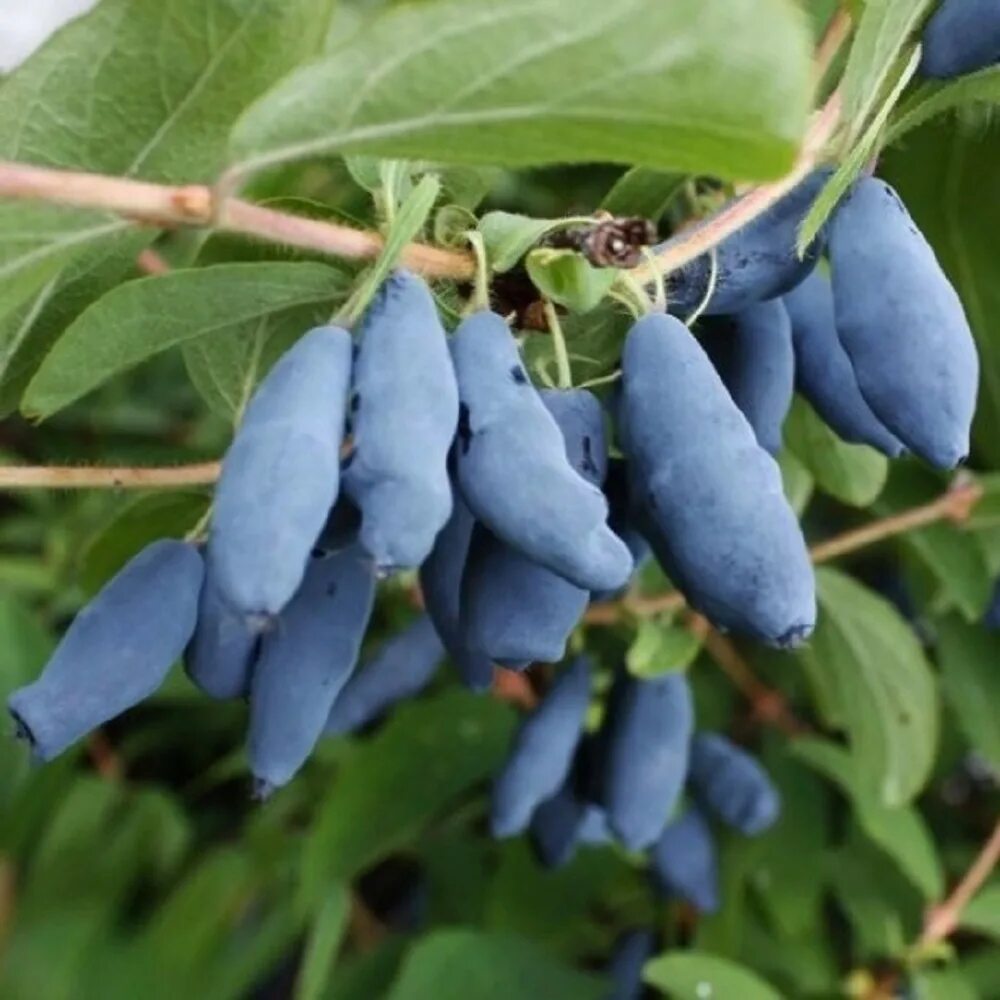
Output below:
[491,659,776,913]
[6,157,978,843]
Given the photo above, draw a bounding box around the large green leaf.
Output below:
[791,738,943,900]
[935,616,1000,770]
[0,0,336,394]
[644,952,783,1000]
[881,120,1000,466]
[387,931,605,1000]
[302,691,515,887]
[231,0,813,181]
[181,303,330,422]
[840,0,933,137]
[796,569,938,806]
[784,397,888,508]
[79,493,210,597]
[22,262,344,419]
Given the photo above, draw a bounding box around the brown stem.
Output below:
[0,462,221,490]
[0,79,842,289]
[136,248,172,275]
[809,478,983,563]
[86,731,123,781]
[920,819,1000,946]
[0,159,476,281]
[692,612,808,736]
[492,668,539,710]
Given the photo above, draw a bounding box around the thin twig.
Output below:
[136,248,172,275]
[0,462,221,490]
[0,160,476,281]
[691,612,808,736]
[920,819,1000,946]
[809,478,983,563]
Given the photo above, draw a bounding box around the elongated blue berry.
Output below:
[601,672,693,850]
[529,779,586,870]
[9,541,203,760]
[829,178,978,468]
[920,0,1000,79]
[452,311,632,592]
[491,657,591,837]
[461,389,607,664]
[784,269,905,456]
[210,326,352,618]
[984,580,1000,630]
[621,313,815,646]
[701,299,795,456]
[606,929,656,1000]
[324,613,444,735]
[344,271,459,571]
[418,484,494,692]
[649,806,719,912]
[663,170,831,317]
[248,543,375,796]
[185,564,258,700]
[593,459,650,603]
[687,733,780,836]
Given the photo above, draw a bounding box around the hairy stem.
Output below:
[0,462,221,490]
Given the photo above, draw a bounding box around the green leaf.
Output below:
[791,738,944,900]
[625,618,701,679]
[784,397,888,507]
[962,884,1000,940]
[303,691,514,887]
[485,841,628,953]
[0,0,337,183]
[80,493,210,597]
[600,169,686,221]
[913,970,979,1000]
[387,930,605,1000]
[0,230,154,415]
[231,0,813,181]
[22,262,344,419]
[888,65,1000,145]
[840,0,934,137]
[644,952,783,1000]
[294,883,350,1000]
[0,205,129,326]
[881,120,1000,466]
[478,213,564,274]
[746,749,828,937]
[183,302,339,422]
[796,569,938,806]
[778,448,814,516]
[345,174,441,322]
[935,616,1000,770]
[525,251,616,314]
[0,0,336,399]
